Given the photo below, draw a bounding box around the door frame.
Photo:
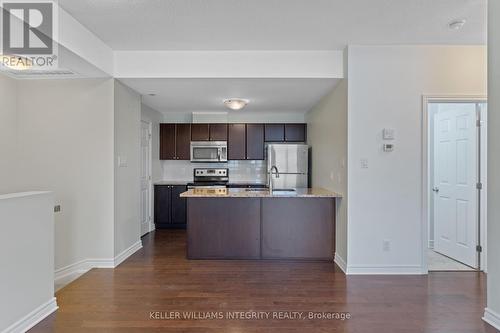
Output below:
[421,95,487,273]
[141,120,154,235]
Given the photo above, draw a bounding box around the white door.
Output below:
[140,121,152,236]
[433,103,478,268]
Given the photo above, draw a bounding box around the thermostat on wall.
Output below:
[383,143,395,152]
[383,128,395,140]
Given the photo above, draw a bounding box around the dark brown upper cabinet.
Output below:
[161,122,306,160]
[246,124,265,160]
[209,123,228,141]
[191,124,210,141]
[160,123,191,160]
[160,124,176,160]
[284,124,307,142]
[175,124,191,160]
[228,124,246,160]
[264,124,285,142]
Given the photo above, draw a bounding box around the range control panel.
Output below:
[194,168,228,178]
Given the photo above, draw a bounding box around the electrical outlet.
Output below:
[383,240,391,252]
[54,205,61,213]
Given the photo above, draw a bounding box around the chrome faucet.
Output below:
[268,165,280,192]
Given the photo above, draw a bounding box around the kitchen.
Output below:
[1,0,496,331]
[153,121,341,260]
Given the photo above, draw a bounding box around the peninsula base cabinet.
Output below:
[154,185,187,229]
[186,197,335,260]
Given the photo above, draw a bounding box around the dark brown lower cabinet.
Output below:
[154,185,187,229]
[187,198,261,259]
[186,197,335,260]
[261,198,333,259]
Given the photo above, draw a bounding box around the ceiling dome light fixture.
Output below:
[223,98,249,110]
[449,19,466,30]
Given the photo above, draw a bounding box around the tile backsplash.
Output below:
[161,160,267,184]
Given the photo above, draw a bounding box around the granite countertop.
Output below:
[154,180,190,185]
[227,181,268,185]
[154,181,268,186]
[180,188,342,198]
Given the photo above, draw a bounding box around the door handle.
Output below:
[432,187,440,193]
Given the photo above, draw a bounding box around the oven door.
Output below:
[190,142,227,162]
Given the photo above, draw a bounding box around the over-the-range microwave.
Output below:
[190,141,228,162]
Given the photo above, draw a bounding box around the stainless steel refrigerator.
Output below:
[267,144,309,189]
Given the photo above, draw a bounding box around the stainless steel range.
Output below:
[187,168,229,189]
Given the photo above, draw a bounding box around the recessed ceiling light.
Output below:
[0,54,33,70]
[449,19,466,30]
[223,98,249,110]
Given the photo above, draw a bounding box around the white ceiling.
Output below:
[59,0,486,51]
[120,78,340,114]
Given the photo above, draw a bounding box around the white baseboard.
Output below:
[483,308,500,331]
[114,240,143,267]
[1,297,58,333]
[54,259,93,290]
[334,253,347,273]
[346,265,424,275]
[54,258,115,290]
[54,240,143,290]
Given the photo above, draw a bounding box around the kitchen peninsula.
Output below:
[180,188,342,261]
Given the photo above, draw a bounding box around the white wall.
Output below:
[114,80,142,257]
[0,192,57,332]
[162,111,306,123]
[484,1,500,328]
[0,74,19,195]
[306,79,348,266]
[347,46,487,273]
[141,104,163,182]
[15,79,115,270]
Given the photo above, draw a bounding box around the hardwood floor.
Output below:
[31,230,497,333]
